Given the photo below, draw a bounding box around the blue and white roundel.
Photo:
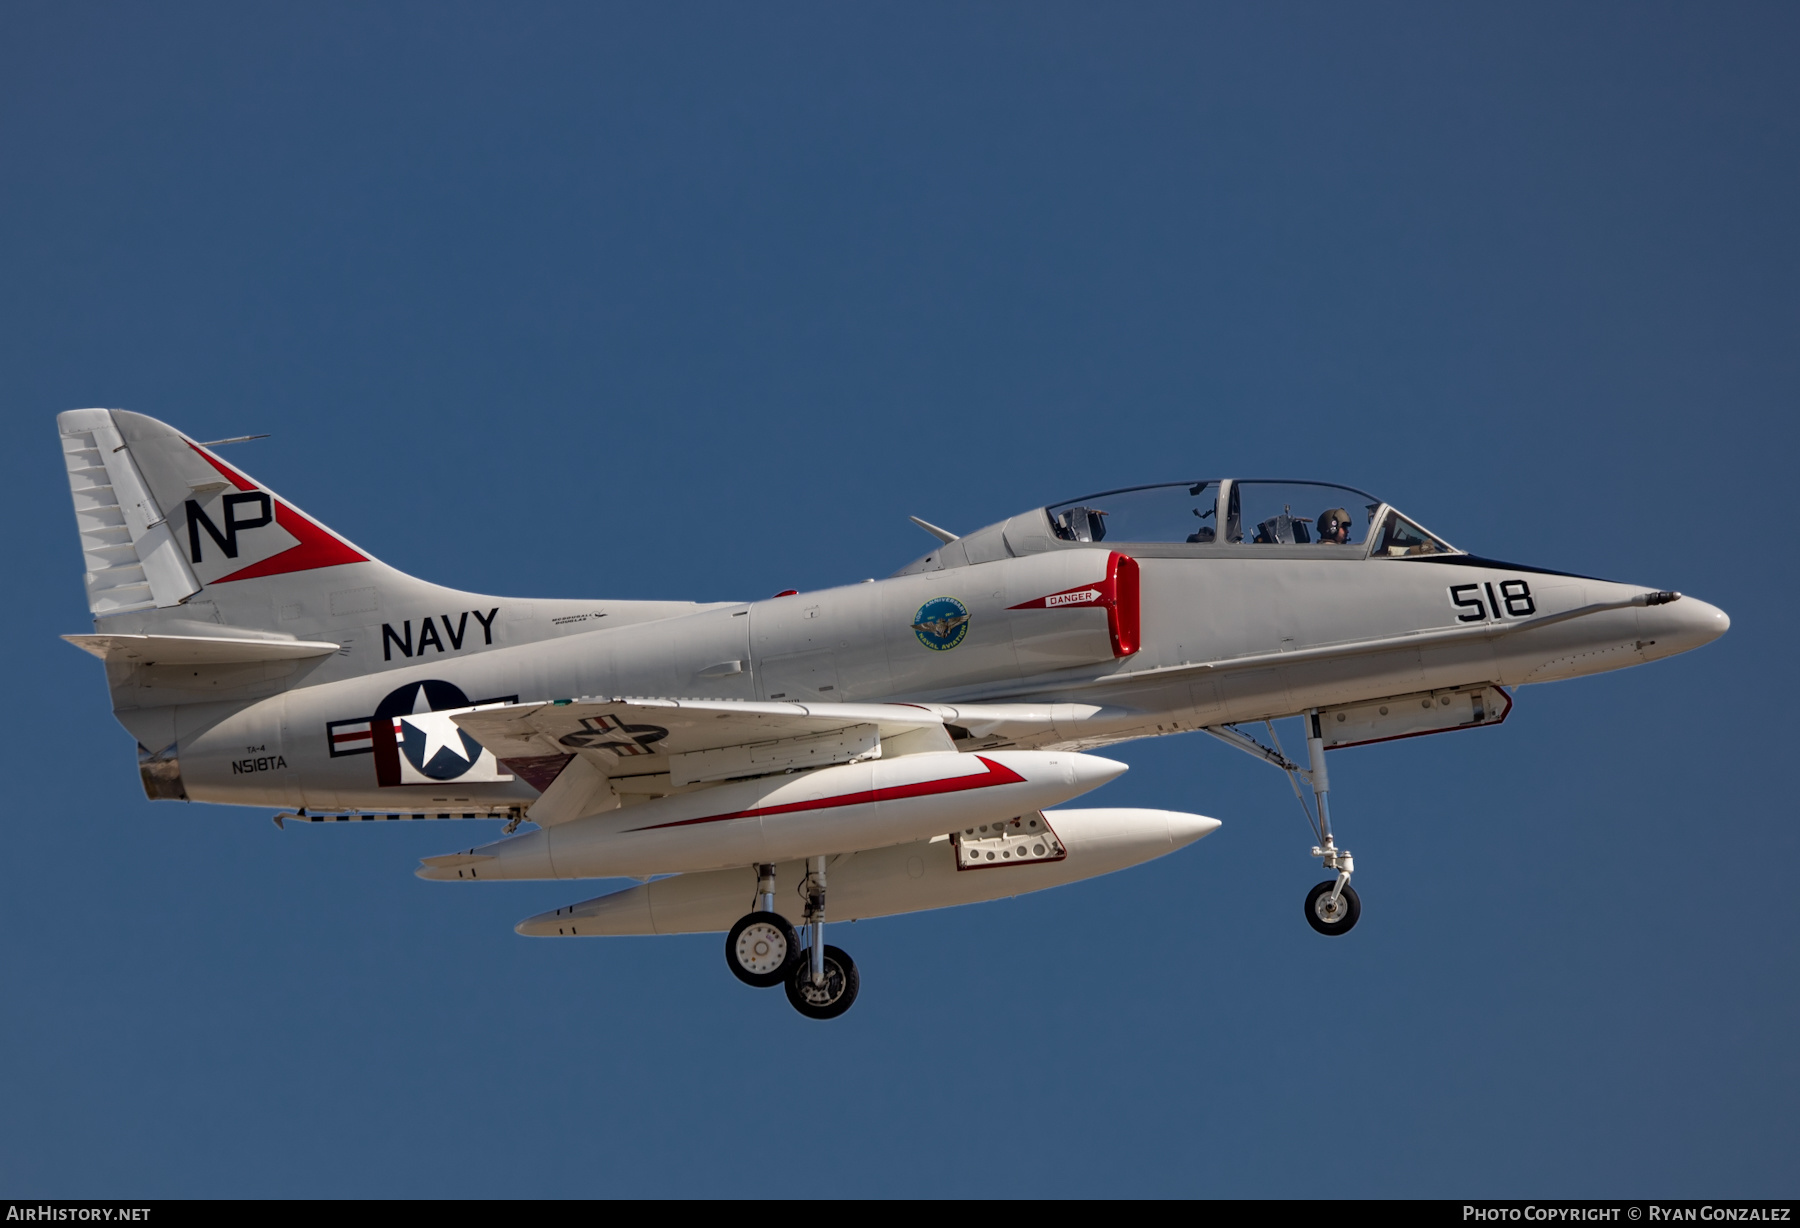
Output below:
[379,679,487,780]
[399,718,487,780]
[912,596,970,651]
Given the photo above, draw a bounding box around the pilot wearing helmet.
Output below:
[1317,508,1352,545]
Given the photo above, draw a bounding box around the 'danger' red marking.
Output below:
[1008,551,1140,657]
[187,444,369,582]
[623,755,1028,832]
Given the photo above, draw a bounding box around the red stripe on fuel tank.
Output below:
[622,755,1029,832]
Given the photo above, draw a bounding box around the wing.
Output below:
[451,698,956,826]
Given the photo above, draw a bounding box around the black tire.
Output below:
[1304,881,1361,936]
[725,911,800,988]
[783,944,860,1020]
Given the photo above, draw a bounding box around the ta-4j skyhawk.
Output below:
[59,409,1728,1019]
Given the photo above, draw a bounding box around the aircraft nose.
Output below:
[1640,593,1730,656]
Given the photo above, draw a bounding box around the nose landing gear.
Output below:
[724,859,862,1017]
[1301,711,1359,936]
[1206,709,1362,937]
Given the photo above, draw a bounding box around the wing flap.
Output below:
[528,753,618,827]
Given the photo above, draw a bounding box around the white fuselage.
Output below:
[169,546,1726,821]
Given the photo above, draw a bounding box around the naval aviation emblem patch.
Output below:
[912,596,971,651]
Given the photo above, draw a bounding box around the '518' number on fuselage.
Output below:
[1449,580,1535,623]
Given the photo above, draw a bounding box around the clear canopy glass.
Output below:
[1370,508,1453,556]
[1225,482,1381,547]
[1048,482,1221,544]
[1045,480,1455,556]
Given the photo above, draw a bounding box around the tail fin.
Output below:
[59,409,710,699]
[59,408,378,629]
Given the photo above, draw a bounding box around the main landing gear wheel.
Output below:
[1305,880,1361,936]
[785,945,860,1020]
[725,911,800,988]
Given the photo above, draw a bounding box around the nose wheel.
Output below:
[1305,879,1361,935]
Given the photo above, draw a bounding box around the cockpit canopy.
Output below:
[1046,480,1454,557]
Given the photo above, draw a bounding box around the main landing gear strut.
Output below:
[1206,709,1360,937]
[723,859,861,1019]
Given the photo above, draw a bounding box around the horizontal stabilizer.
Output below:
[62,632,341,664]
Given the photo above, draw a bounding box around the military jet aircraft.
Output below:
[58,409,1729,1019]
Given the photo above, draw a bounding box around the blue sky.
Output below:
[2,2,1794,1196]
